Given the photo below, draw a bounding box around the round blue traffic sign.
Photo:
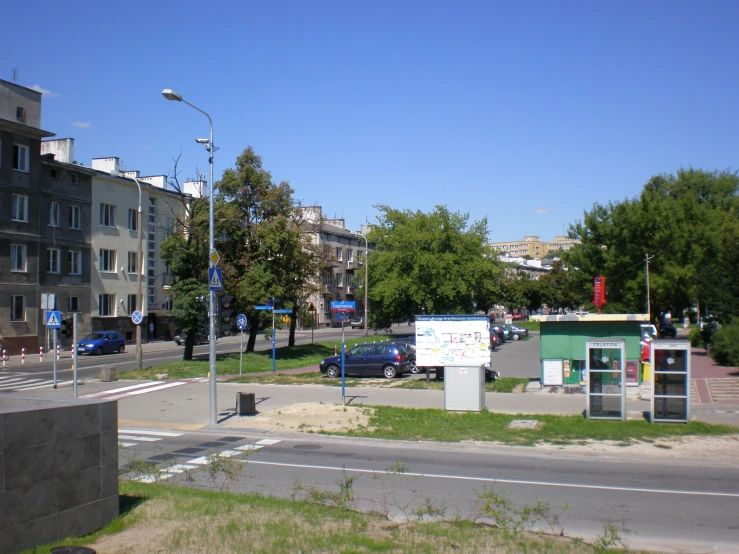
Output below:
[131,310,144,325]
[236,314,248,330]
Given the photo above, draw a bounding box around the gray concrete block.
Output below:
[0,413,4,452]
[100,430,118,466]
[101,462,118,499]
[4,514,56,554]
[53,404,100,442]
[4,443,55,489]
[100,401,117,432]
[3,409,55,451]
[56,467,101,512]
[4,478,56,528]
[55,435,100,477]
[100,494,119,524]
[100,365,117,382]
[0,491,5,531]
[57,500,103,542]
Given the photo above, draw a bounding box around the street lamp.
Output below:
[132,177,144,370]
[355,232,369,337]
[162,88,218,426]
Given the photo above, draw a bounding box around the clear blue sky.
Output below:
[5,0,738,242]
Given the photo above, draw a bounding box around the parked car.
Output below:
[350,317,365,329]
[491,326,507,342]
[320,342,412,379]
[387,338,418,373]
[77,331,126,355]
[174,331,206,345]
[490,332,501,349]
[511,312,526,321]
[504,324,529,341]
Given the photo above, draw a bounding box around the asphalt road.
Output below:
[120,427,739,553]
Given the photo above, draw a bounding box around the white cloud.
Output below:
[532,208,549,214]
[71,121,91,128]
[29,84,59,97]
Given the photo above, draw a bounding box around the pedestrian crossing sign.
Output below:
[208,267,223,291]
[45,310,61,328]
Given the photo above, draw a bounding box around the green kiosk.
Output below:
[531,313,650,389]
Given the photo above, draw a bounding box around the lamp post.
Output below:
[162,88,218,426]
[356,232,369,337]
[132,177,144,370]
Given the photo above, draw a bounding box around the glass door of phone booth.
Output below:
[585,339,626,421]
[651,340,690,423]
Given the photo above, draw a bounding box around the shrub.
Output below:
[689,327,704,348]
[710,321,739,367]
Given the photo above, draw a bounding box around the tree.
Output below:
[564,168,739,321]
[217,147,324,349]
[366,205,504,329]
[537,261,579,313]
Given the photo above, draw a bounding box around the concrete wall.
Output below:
[0,395,118,553]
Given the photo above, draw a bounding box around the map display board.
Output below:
[415,315,492,367]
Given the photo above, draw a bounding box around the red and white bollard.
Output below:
[40,346,44,362]
[56,344,60,360]
[2,350,6,367]
[334,346,337,355]
[21,348,25,365]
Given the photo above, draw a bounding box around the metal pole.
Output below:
[208,118,217,425]
[357,232,369,337]
[73,312,78,398]
[239,329,243,376]
[133,177,143,370]
[52,329,58,389]
[271,300,276,374]
[645,253,652,322]
[341,322,346,405]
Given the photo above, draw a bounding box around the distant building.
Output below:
[489,235,579,259]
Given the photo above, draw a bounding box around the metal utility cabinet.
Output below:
[444,365,486,411]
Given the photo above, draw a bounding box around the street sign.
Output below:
[236,314,248,330]
[208,267,223,291]
[45,310,61,328]
[330,300,356,312]
[273,309,291,314]
[131,310,144,325]
[209,250,220,266]
[255,306,273,311]
[265,298,280,306]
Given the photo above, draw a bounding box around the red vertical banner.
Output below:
[593,276,607,310]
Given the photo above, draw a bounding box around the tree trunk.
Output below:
[288,307,297,347]
[183,331,194,361]
[246,325,258,352]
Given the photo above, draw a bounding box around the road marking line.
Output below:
[239,460,739,498]
[118,429,184,437]
[0,379,44,389]
[118,435,165,442]
[83,382,163,397]
[235,444,264,451]
[19,381,74,390]
[104,382,186,400]
[255,439,281,446]
[119,442,136,448]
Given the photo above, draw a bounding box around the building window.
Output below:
[13,144,29,172]
[70,173,78,184]
[47,248,61,274]
[68,250,82,275]
[11,295,25,321]
[356,250,364,263]
[50,168,58,179]
[10,244,26,272]
[68,296,79,312]
[99,249,116,272]
[69,205,81,230]
[335,247,343,261]
[100,203,116,227]
[336,273,343,287]
[127,294,137,314]
[347,249,353,263]
[98,294,115,317]
[127,252,138,274]
[165,295,174,312]
[128,208,138,231]
[324,273,333,287]
[16,107,26,121]
[148,198,157,231]
[347,273,354,288]
[11,194,28,222]
[48,201,60,227]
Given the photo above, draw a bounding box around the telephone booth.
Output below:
[585,339,626,420]
[651,340,691,423]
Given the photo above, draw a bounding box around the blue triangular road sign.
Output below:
[209,267,223,291]
[46,311,60,327]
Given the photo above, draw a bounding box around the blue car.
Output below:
[320,342,412,379]
[77,331,126,355]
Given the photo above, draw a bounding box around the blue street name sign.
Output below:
[273,309,291,314]
[131,310,144,325]
[45,310,62,328]
[255,306,273,311]
[236,314,248,330]
[208,267,223,291]
[330,300,356,312]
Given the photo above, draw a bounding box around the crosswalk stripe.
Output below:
[21,380,74,390]
[255,439,281,446]
[118,429,184,437]
[119,442,136,448]
[103,382,186,400]
[83,381,163,398]
[119,435,165,442]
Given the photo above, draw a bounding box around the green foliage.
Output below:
[710,320,739,366]
[367,205,504,329]
[537,260,580,313]
[565,168,739,320]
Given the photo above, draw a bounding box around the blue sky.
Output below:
[5,0,739,242]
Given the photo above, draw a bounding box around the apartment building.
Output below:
[489,235,580,259]
[302,206,371,327]
[0,80,94,354]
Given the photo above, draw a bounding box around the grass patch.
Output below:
[229,372,368,387]
[332,405,737,445]
[123,337,395,380]
[28,481,624,554]
[397,377,529,393]
[516,321,540,332]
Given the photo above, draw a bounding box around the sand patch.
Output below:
[222,402,374,433]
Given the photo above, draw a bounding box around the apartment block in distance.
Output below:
[489,235,580,259]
